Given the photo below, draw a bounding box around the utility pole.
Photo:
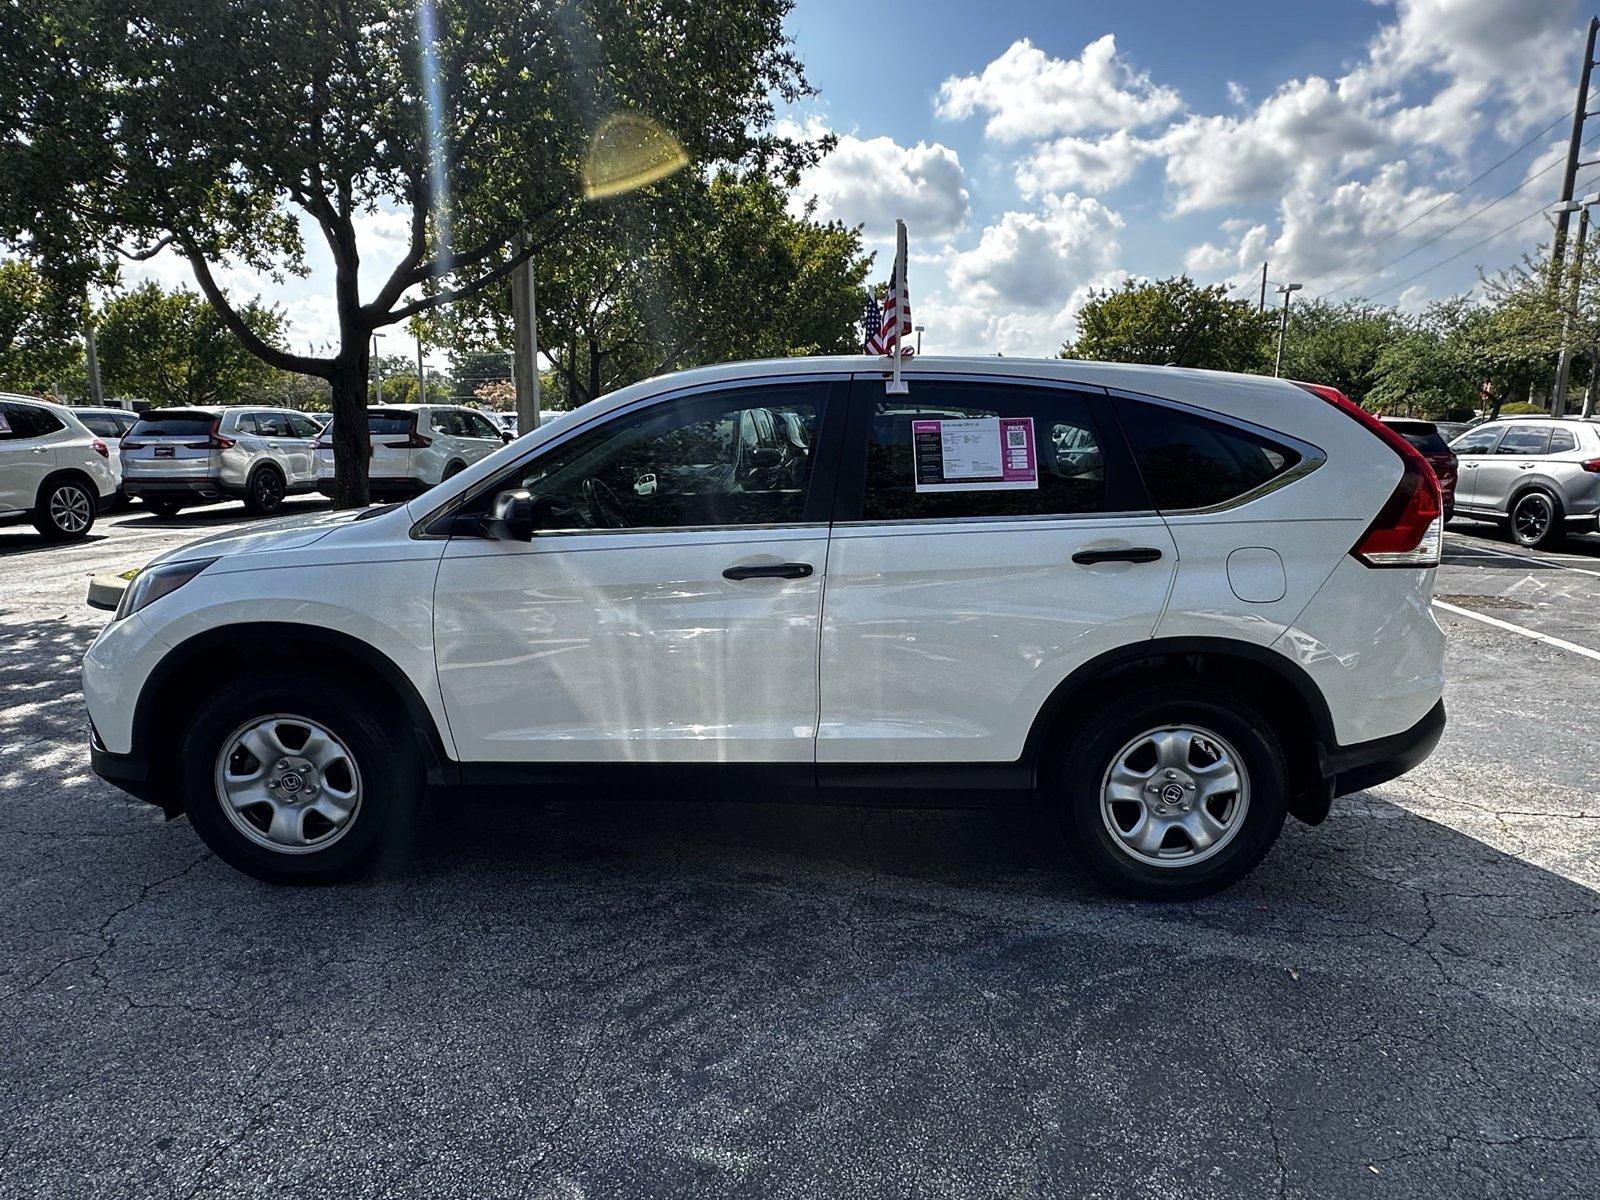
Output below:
[1258,261,1269,312]
[1553,194,1597,415]
[370,332,385,404]
[84,319,104,407]
[1553,18,1600,285]
[1273,283,1302,377]
[510,236,541,435]
[414,326,426,403]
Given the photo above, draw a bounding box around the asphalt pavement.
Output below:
[1,500,1597,1199]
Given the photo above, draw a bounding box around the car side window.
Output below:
[1450,426,1501,455]
[1118,399,1301,512]
[1547,428,1577,454]
[467,412,499,439]
[1495,426,1550,455]
[0,402,64,439]
[502,384,828,530]
[286,413,320,438]
[858,383,1109,521]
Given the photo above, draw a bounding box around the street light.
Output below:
[1272,283,1302,378]
[914,324,925,355]
[1552,192,1600,416]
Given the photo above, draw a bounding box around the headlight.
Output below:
[114,557,218,621]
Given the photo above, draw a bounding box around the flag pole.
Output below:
[886,219,909,394]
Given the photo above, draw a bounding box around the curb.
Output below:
[87,573,130,612]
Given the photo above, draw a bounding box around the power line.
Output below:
[1317,134,1596,300]
[1302,107,1575,290]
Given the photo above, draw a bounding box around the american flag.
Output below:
[864,263,912,356]
[861,291,881,354]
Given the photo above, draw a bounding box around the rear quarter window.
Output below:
[1118,400,1302,511]
[1547,428,1577,453]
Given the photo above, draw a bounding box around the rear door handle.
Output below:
[723,562,813,581]
[1072,547,1164,565]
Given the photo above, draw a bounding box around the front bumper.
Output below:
[1326,698,1446,798]
[89,725,163,808]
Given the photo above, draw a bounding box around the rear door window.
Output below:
[1117,400,1302,511]
[852,382,1114,521]
[1496,426,1551,455]
[1450,426,1502,455]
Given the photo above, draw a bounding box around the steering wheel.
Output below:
[580,476,629,528]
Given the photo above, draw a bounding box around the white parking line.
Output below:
[1443,537,1600,579]
[1433,599,1600,663]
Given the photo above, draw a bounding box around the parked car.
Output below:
[1431,420,1471,443]
[85,357,1446,898]
[314,404,510,499]
[1381,417,1458,521]
[0,394,120,539]
[1447,418,1600,547]
[71,406,141,507]
[120,406,325,517]
[303,411,331,429]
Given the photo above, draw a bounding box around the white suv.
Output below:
[314,404,509,499]
[84,358,1446,897]
[0,394,120,539]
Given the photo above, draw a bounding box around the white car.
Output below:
[314,404,509,499]
[0,394,120,539]
[84,357,1446,897]
[120,406,325,515]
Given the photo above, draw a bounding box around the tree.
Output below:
[0,260,84,391]
[1275,300,1407,404]
[96,283,283,407]
[447,169,871,408]
[1062,277,1273,372]
[0,0,819,503]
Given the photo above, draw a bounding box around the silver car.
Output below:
[121,406,324,517]
[1448,418,1600,547]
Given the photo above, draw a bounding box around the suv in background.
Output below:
[86,358,1446,899]
[0,394,120,539]
[1447,418,1600,547]
[1382,418,1457,521]
[120,407,324,517]
[72,407,141,507]
[314,404,508,499]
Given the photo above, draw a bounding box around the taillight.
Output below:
[385,432,432,449]
[183,419,234,450]
[121,440,145,451]
[1582,458,1600,473]
[1297,383,1442,569]
[92,439,109,458]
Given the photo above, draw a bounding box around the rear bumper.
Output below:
[317,476,430,500]
[124,477,239,501]
[1325,698,1446,798]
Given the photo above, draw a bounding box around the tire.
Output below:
[145,498,184,518]
[1509,489,1562,549]
[243,465,286,515]
[31,476,97,540]
[441,460,466,480]
[178,674,423,884]
[1051,684,1289,900]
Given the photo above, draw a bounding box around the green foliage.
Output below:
[96,282,284,407]
[1496,401,1544,415]
[0,260,84,390]
[1276,300,1407,402]
[1062,277,1273,373]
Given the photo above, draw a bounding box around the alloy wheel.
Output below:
[1513,493,1552,545]
[48,484,93,534]
[213,714,362,854]
[1099,725,1250,868]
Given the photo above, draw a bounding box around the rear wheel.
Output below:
[441,460,466,480]
[31,477,96,540]
[145,498,184,518]
[1052,685,1288,900]
[178,674,423,883]
[243,465,286,515]
[1510,489,1561,549]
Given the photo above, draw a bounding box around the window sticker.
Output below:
[0,411,10,435]
[912,417,1037,492]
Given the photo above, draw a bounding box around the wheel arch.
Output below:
[135,622,455,812]
[34,466,100,509]
[1023,637,1337,826]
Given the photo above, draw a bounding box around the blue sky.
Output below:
[780,0,1593,354]
[120,0,1597,363]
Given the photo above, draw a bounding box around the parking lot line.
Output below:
[1443,538,1600,579]
[1433,598,1600,662]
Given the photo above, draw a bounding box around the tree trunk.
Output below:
[328,356,371,508]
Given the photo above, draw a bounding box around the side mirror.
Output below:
[486,488,540,541]
[501,429,515,444]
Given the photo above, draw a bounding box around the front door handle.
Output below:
[1072,546,1164,565]
[723,562,814,581]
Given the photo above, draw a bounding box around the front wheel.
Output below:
[1510,490,1561,549]
[1052,685,1288,900]
[32,477,96,540]
[178,675,423,883]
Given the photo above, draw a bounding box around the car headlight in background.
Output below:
[114,558,218,621]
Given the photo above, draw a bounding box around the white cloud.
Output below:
[936,35,1183,141]
[947,194,1123,309]
[1016,130,1154,197]
[921,269,1131,357]
[794,131,970,238]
